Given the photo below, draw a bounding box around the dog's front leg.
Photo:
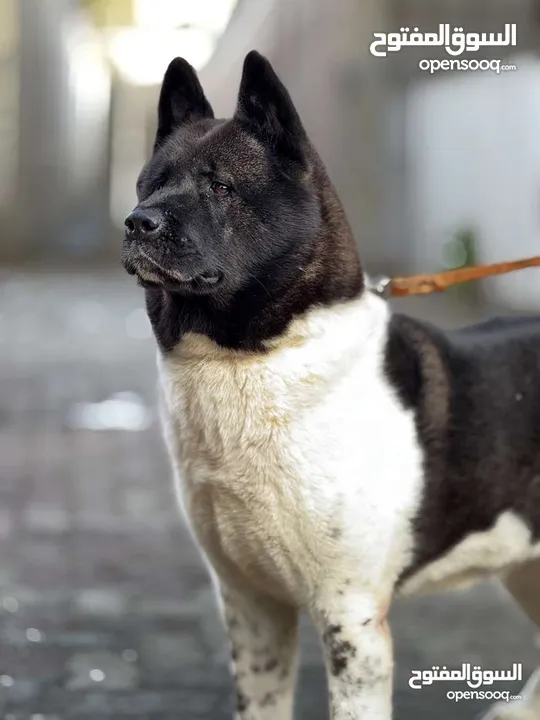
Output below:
[219,584,299,720]
[313,592,393,720]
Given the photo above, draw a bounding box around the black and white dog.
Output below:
[122,51,540,720]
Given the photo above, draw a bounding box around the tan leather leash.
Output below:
[370,256,540,299]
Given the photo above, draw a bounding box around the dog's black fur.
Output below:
[122,50,540,593]
[122,52,362,352]
[389,314,540,584]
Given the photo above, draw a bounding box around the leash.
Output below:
[369,256,540,299]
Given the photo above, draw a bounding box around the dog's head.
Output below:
[122,51,362,350]
[122,51,322,296]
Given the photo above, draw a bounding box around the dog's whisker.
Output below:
[248,273,273,300]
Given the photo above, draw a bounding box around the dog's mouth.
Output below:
[139,272,223,292]
[123,249,223,294]
[159,271,223,292]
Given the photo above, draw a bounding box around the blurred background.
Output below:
[1,1,540,718]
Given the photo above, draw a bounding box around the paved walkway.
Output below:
[0,270,538,719]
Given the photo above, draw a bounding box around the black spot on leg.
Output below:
[330,641,356,676]
[324,624,343,638]
[236,689,250,713]
[362,618,372,626]
[332,656,347,675]
[323,624,357,677]
[330,526,342,540]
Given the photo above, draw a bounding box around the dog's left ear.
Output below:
[234,51,307,166]
[155,57,214,149]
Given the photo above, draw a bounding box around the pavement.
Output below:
[0,269,539,720]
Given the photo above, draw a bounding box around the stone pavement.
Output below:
[0,270,539,720]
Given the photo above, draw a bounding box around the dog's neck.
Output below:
[146,166,364,353]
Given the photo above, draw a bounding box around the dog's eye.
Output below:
[211,181,230,196]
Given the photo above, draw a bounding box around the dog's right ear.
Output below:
[154,58,214,149]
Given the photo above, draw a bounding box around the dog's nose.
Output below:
[124,208,163,238]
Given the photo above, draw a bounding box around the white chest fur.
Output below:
[158,293,425,604]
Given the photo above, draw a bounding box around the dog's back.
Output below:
[392,314,540,594]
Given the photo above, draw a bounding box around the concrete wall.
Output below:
[16,0,111,262]
[408,54,540,310]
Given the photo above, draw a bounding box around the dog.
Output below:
[122,50,540,720]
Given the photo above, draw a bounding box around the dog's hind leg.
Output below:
[218,583,299,720]
[481,559,540,720]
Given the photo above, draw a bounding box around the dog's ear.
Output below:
[155,58,214,148]
[234,51,307,166]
